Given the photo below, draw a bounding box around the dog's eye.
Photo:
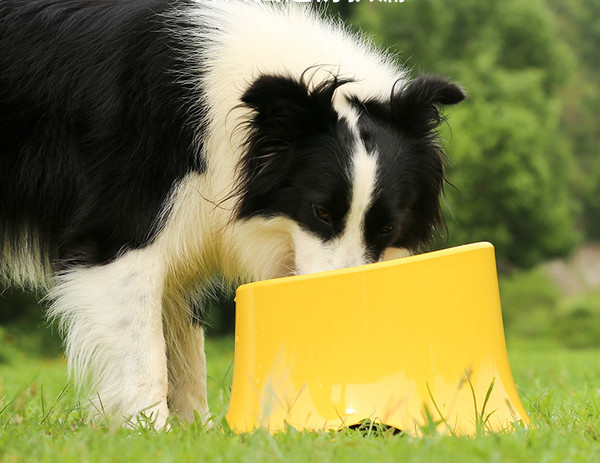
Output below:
[313,205,331,224]
[380,224,395,235]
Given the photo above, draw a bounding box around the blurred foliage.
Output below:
[547,0,600,239]
[0,288,62,362]
[500,269,600,349]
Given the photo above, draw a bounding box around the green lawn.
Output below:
[1,337,599,463]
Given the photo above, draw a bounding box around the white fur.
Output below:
[382,247,412,261]
[1,231,51,289]
[47,249,172,426]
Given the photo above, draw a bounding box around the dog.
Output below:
[0,0,465,428]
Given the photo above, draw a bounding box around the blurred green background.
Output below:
[2,0,600,359]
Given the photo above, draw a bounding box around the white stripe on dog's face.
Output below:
[292,139,378,275]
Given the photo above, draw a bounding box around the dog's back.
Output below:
[0,0,202,284]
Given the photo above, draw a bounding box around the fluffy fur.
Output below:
[0,0,465,427]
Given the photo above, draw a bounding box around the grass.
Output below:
[1,336,599,463]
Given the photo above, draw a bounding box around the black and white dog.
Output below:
[0,0,465,427]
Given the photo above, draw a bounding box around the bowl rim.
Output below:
[236,241,493,291]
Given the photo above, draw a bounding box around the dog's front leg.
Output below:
[48,249,170,428]
[162,295,210,425]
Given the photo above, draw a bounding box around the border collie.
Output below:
[0,0,465,428]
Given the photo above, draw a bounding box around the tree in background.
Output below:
[332,0,582,268]
[548,0,600,240]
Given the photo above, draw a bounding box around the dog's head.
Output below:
[236,73,465,274]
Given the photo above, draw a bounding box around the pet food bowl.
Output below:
[225,242,529,435]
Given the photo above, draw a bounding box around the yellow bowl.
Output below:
[226,242,529,435]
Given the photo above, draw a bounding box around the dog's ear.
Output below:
[242,74,349,139]
[236,75,349,219]
[392,75,466,136]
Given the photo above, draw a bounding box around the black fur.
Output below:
[237,75,355,242]
[355,76,465,257]
[0,0,202,267]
